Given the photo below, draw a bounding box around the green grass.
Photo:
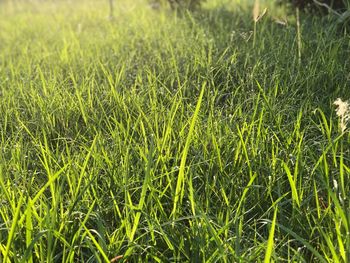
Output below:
[0,0,350,261]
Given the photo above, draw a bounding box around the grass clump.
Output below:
[0,0,350,262]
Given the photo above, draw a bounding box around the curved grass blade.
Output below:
[171,82,206,218]
[264,207,278,263]
[3,194,24,262]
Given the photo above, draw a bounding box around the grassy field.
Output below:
[0,0,350,262]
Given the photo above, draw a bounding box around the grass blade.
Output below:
[3,194,24,262]
[264,207,278,263]
[282,161,300,208]
[172,82,206,217]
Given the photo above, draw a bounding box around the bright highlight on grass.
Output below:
[0,0,349,261]
[334,98,350,133]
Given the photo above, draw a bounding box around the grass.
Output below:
[0,0,350,261]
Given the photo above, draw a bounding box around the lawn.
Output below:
[0,0,350,262]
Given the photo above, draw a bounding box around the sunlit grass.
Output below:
[0,0,350,261]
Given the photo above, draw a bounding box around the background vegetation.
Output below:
[0,0,349,262]
[149,0,206,10]
[287,0,348,10]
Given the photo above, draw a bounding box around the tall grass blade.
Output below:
[172,82,206,217]
[282,161,300,207]
[3,194,24,262]
[264,207,278,263]
[25,198,33,263]
[83,225,110,262]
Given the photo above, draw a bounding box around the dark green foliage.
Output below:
[283,0,347,11]
[150,0,205,10]
[280,0,350,27]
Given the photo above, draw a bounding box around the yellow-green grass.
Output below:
[0,0,349,261]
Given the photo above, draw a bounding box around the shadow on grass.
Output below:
[189,4,350,106]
